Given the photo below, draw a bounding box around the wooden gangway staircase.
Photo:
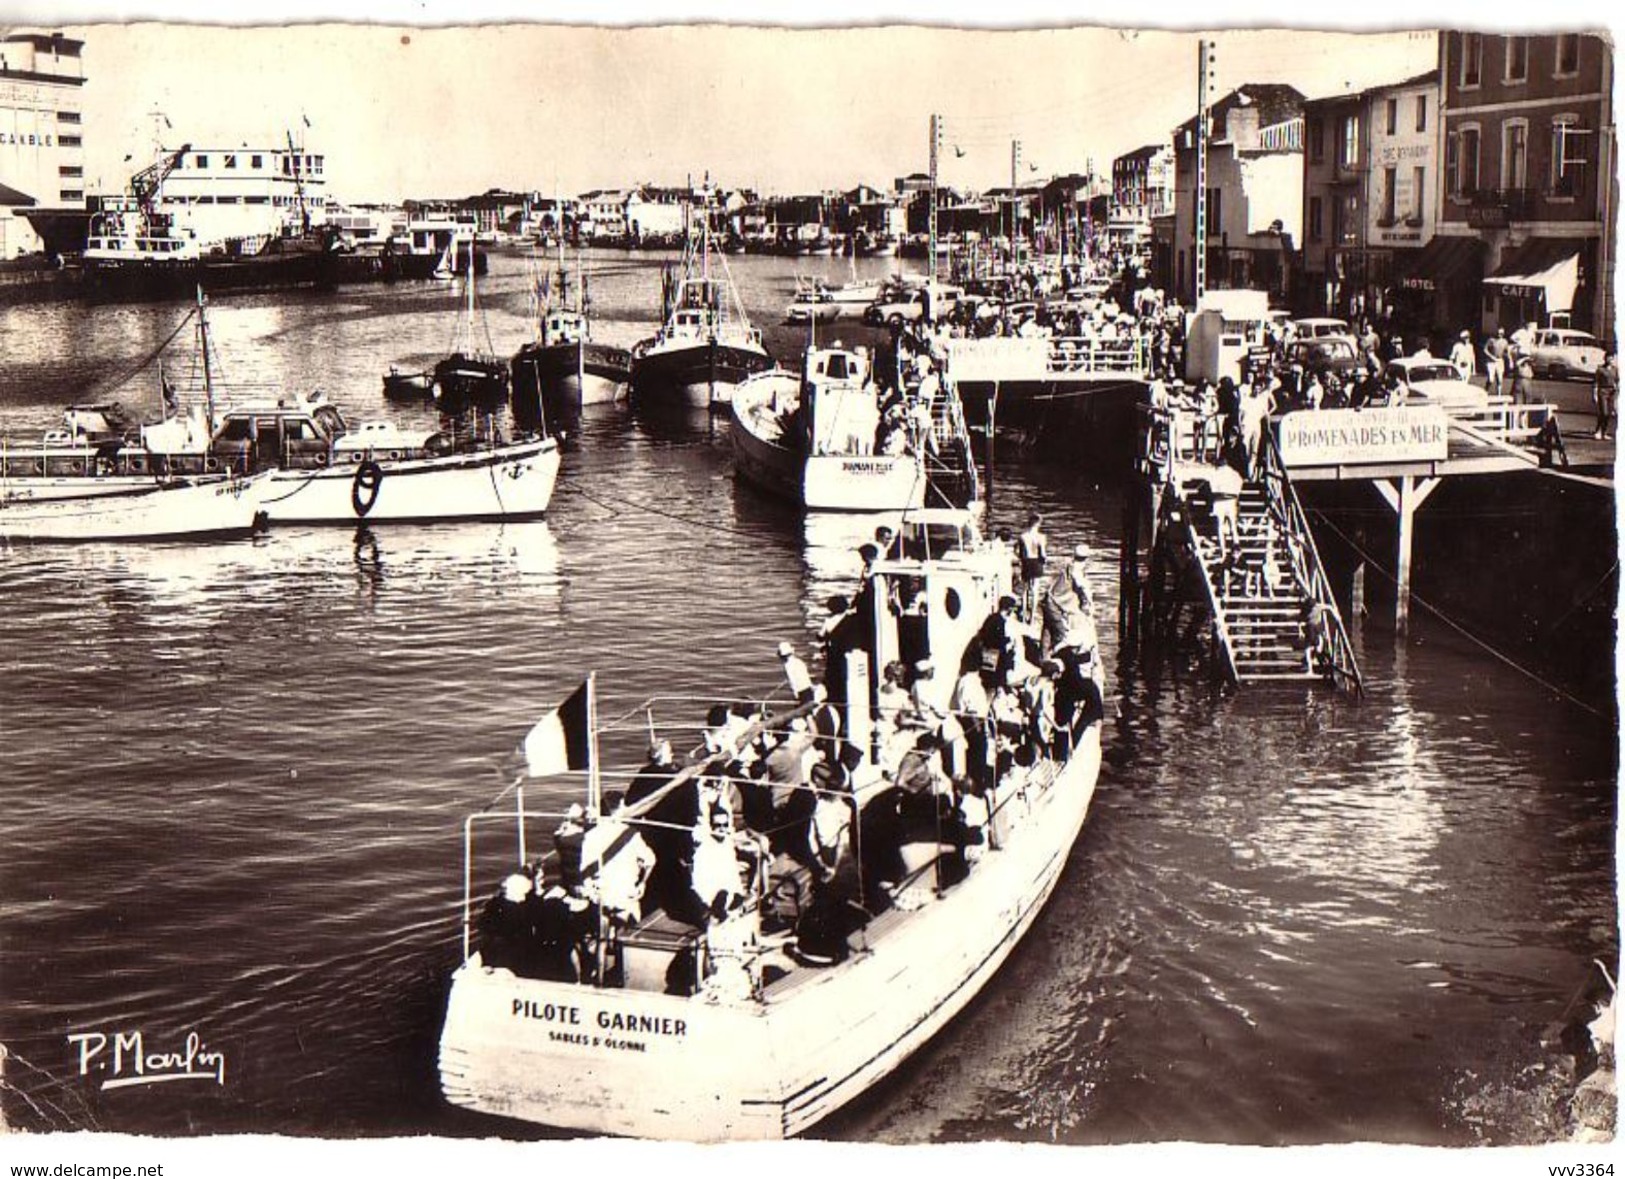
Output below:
[1136,407,1362,695]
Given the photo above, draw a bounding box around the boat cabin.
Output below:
[542,310,587,346]
[802,346,880,458]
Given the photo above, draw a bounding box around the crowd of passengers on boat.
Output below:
[476,526,1107,1002]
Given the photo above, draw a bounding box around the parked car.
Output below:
[1290,317,1354,341]
[1387,357,1490,410]
[1285,336,1362,380]
[862,283,963,327]
[1529,328,1606,381]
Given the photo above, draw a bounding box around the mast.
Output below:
[1195,39,1216,305]
[196,286,217,430]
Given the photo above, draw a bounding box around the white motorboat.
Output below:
[438,508,1104,1139]
[730,345,928,513]
[0,472,268,544]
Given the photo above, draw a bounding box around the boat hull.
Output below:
[512,341,632,434]
[255,437,560,525]
[730,380,926,512]
[631,340,772,410]
[438,726,1101,1140]
[0,475,267,543]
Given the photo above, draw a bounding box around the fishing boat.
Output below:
[433,239,510,416]
[438,507,1104,1139]
[382,366,436,402]
[630,189,771,411]
[511,243,632,435]
[0,472,268,543]
[731,344,934,512]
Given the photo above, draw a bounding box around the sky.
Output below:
[0,10,1482,204]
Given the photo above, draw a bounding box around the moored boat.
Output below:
[511,245,632,434]
[730,345,929,512]
[0,472,268,543]
[438,508,1104,1139]
[382,366,436,401]
[630,190,771,411]
[432,239,510,416]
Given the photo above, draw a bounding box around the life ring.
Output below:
[68,459,85,475]
[315,451,329,467]
[351,459,384,517]
[129,454,147,473]
[205,457,221,473]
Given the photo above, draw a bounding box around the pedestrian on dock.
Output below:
[1511,343,1536,406]
[1592,350,1617,440]
[1484,327,1509,396]
[1450,330,1477,382]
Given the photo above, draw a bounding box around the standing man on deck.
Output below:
[1016,512,1048,618]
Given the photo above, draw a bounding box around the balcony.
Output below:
[1465,186,1537,226]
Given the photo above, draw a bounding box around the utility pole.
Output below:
[1194,39,1218,305]
[1010,138,1021,270]
[929,113,942,285]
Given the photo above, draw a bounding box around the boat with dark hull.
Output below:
[432,241,509,416]
[511,247,632,434]
[630,191,771,411]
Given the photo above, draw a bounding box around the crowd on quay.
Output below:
[477,518,1105,999]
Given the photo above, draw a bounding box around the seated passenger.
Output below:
[687,805,766,922]
[553,804,588,894]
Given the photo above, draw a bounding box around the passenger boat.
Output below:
[438,507,1104,1139]
[0,472,268,543]
[511,246,632,435]
[730,344,931,512]
[629,191,771,411]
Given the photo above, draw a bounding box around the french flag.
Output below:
[521,679,593,777]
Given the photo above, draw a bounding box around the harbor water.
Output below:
[0,253,1616,1144]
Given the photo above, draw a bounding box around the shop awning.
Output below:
[1393,235,1487,292]
[1485,238,1581,314]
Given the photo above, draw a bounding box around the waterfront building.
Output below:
[1110,143,1174,267]
[578,188,632,242]
[0,31,85,259]
[1300,70,1443,326]
[1435,30,1615,341]
[1171,83,1305,305]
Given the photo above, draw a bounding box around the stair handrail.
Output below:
[1259,425,1364,697]
[1170,485,1241,685]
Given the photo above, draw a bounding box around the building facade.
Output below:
[1436,30,1615,341]
[1,31,85,258]
[1301,71,1442,325]
[1172,84,1305,305]
[1110,143,1173,265]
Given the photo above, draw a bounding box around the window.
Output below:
[251,154,263,169]
[1308,117,1325,163]
[1450,125,1481,196]
[58,165,82,177]
[1505,36,1528,83]
[1337,193,1360,244]
[59,135,81,148]
[1416,95,1428,133]
[1550,117,1592,197]
[1555,34,1580,76]
[1381,167,1398,224]
[1309,196,1323,241]
[224,154,237,169]
[1205,186,1222,236]
[59,189,82,202]
[195,154,209,168]
[1410,165,1426,223]
[1386,98,1398,136]
[1340,115,1360,168]
[1461,32,1482,87]
[1503,121,1528,191]
[56,110,81,124]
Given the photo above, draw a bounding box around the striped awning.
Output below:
[1393,235,1486,292]
[1486,238,1581,314]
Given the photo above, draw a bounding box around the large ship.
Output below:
[77,137,476,300]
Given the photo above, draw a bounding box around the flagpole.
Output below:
[587,672,605,986]
[515,772,527,866]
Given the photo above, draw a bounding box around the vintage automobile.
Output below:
[1529,328,1606,381]
[1387,356,1491,411]
[1285,336,1363,381]
[1290,316,1354,341]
